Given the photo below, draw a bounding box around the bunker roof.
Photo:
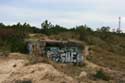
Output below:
[26,39,84,48]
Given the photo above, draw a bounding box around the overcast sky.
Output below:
[0,0,125,31]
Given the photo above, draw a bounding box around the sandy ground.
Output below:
[0,53,124,83]
[0,58,25,83]
[0,54,76,83]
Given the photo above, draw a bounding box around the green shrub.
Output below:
[5,36,28,53]
[94,69,110,81]
[0,28,27,53]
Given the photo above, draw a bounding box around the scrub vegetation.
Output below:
[0,20,125,72]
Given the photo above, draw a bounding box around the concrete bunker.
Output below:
[27,40,84,64]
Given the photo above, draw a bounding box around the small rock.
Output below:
[79,71,87,78]
[13,64,17,67]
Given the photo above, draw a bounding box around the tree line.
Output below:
[0,20,125,54]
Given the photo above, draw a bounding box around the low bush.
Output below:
[94,69,110,81]
[9,37,27,53]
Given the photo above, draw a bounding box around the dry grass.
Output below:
[89,46,125,72]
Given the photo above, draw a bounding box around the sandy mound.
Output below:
[0,53,124,83]
[0,59,76,83]
[0,59,25,83]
